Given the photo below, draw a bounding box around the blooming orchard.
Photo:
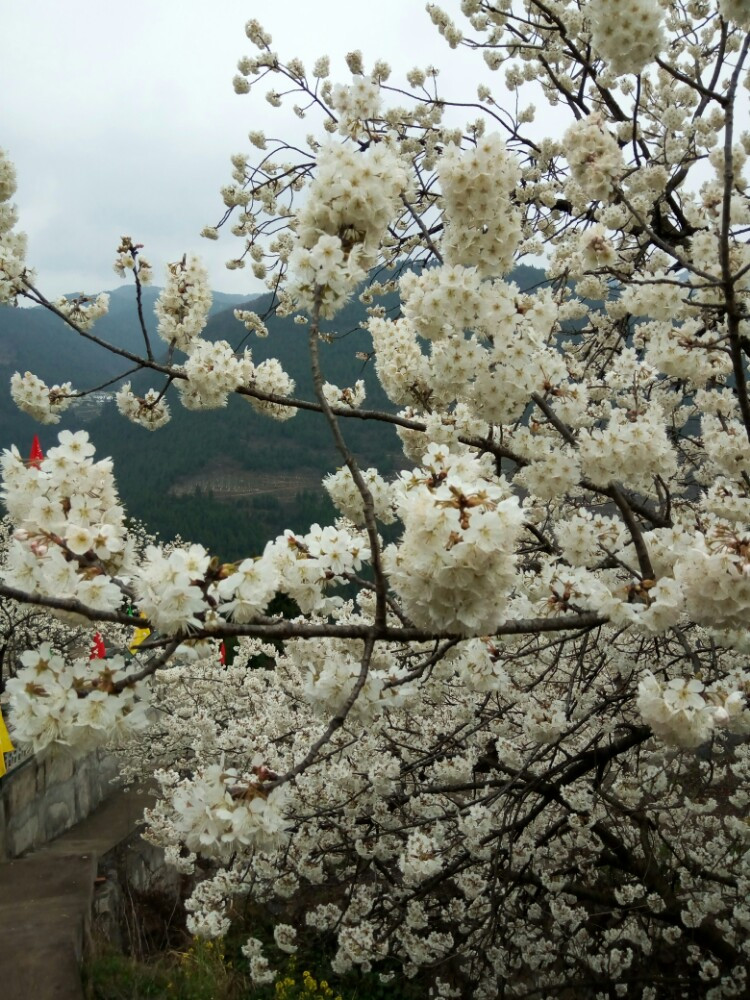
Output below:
[2,1,750,996]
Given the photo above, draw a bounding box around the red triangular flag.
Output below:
[29,435,43,468]
[90,633,106,660]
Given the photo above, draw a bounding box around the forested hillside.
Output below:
[0,264,544,558]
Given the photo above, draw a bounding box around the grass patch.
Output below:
[83,933,424,1000]
[84,873,428,1000]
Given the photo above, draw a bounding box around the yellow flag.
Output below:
[0,708,14,778]
[129,623,152,655]
[0,709,13,752]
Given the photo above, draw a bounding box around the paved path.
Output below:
[0,786,151,1000]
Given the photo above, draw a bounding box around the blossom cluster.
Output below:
[116,383,171,430]
[177,340,252,411]
[4,643,151,753]
[371,265,569,431]
[1,430,131,610]
[113,235,153,284]
[384,444,524,634]
[155,255,212,352]
[243,357,296,420]
[255,522,370,613]
[563,114,624,204]
[133,543,212,633]
[287,142,410,316]
[577,403,678,490]
[233,309,268,339]
[279,633,418,723]
[10,371,76,425]
[50,292,110,332]
[587,0,664,77]
[676,530,750,631]
[719,0,750,28]
[321,380,366,409]
[169,763,289,858]
[0,147,28,304]
[331,75,382,138]
[323,467,396,526]
[113,253,296,421]
[637,672,749,748]
[438,133,521,278]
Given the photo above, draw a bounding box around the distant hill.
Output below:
[0,266,546,559]
[0,284,255,388]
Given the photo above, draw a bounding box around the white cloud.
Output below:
[0,1,498,297]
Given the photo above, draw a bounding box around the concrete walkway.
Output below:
[0,786,151,1000]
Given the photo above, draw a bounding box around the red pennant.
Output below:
[90,633,106,660]
[29,435,44,468]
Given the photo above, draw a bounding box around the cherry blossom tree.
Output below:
[2,2,750,996]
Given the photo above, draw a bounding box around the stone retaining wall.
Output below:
[92,829,181,953]
[0,747,120,860]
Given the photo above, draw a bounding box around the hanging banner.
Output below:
[0,709,15,779]
[89,633,106,660]
[129,624,151,654]
[127,607,151,655]
[29,434,44,468]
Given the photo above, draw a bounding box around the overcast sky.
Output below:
[1,1,487,299]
